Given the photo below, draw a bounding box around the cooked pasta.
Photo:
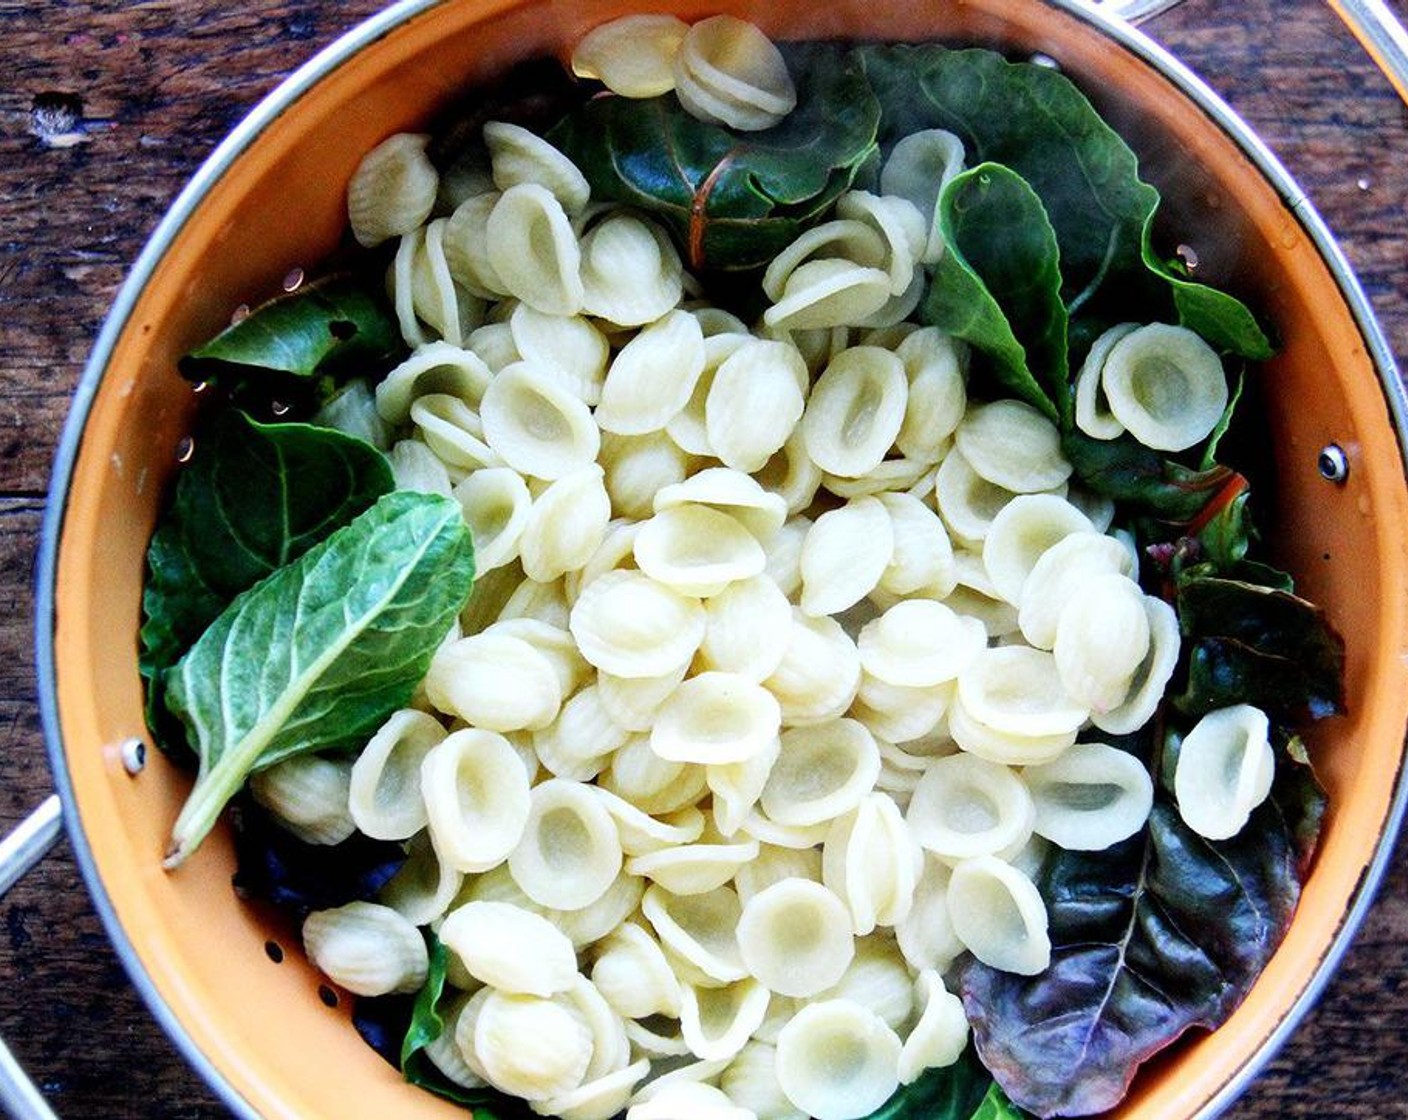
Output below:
[376,341,493,425]
[1174,703,1275,840]
[595,309,706,435]
[879,129,967,263]
[1100,322,1229,452]
[302,901,429,997]
[452,466,533,572]
[1073,322,1139,440]
[590,922,684,1019]
[471,989,595,1100]
[640,884,747,984]
[580,212,685,327]
[736,878,855,997]
[705,338,808,472]
[697,574,793,683]
[858,599,986,688]
[517,465,612,581]
[763,610,863,726]
[1052,573,1152,713]
[679,978,772,1061]
[347,132,438,248]
[483,121,591,213]
[509,778,624,910]
[348,708,446,840]
[571,14,690,98]
[821,792,922,934]
[1024,741,1155,850]
[479,361,600,479]
[673,15,797,132]
[800,346,909,478]
[720,1042,806,1120]
[905,752,1035,862]
[249,754,355,846]
[946,855,1051,975]
[633,504,766,596]
[509,304,610,404]
[898,970,968,1083]
[421,728,533,872]
[485,184,585,315]
[439,899,578,996]
[981,493,1094,606]
[954,399,1072,493]
[424,630,565,732]
[775,999,902,1120]
[760,719,881,827]
[799,496,894,617]
[627,838,761,896]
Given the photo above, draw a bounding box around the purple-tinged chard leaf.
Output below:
[962,778,1313,1117]
[1061,430,1238,522]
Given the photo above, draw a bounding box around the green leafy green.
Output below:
[178,274,403,412]
[855,44,1271,358]
[970,1083,1030,1120]
[548,42,880,273]
[139,411,394,694]
[921,163,1066,422]
[863,1046,994,1120]
[163,491,474,867]
[1061,429,1240,522]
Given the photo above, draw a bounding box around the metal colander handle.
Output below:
[0,796,63,1120]
[1090,0,1408,101]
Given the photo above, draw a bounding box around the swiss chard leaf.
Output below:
[921,163,1066,423]
[179,274,403,408]
[1175,577,1346,719]
[139,412,394,692]
[1060,429,1238,522]
[1141,214,1275,360]
[547,42,880,274]
[963,774,1317,1118]
[856,44,1270,358]
[163,491,475,867]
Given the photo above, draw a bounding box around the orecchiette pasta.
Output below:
[301,901,428,997]
[347,132,438,247]
[571,14,690,98]
[736,878,856,997]
[1100,322,1229,452]
[1174,703,1275,840]
[1025,741,1155,850]
[775,999,902,1120]
[439,899,578,996]
[801,346,909,478]
[421,728,533,872]
[905,753,1035,862]
[349,708,446,840]
[510,778,624,910]
[946,855,1051,975]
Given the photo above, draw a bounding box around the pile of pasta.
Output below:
[254,20,1279,1120]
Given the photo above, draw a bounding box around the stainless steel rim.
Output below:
[33,2,1408,1117]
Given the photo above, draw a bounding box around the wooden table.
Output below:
[2,0,1406,1115]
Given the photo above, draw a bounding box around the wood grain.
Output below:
[1,0,1406,1116]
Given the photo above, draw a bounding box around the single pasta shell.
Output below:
[760,719,881,828]
[571,14,690,97]
[906,752,1035,863]
[302,901,429,997]
[627,839,762,896]
[1053,573,1152,713]
[857,599,986,688]
[954,399,1072,493]
[569,568,706,679]
[483,120,591,213]
[761,219,888,303]
[376,340,494,424]
[764,258,894,331]
[956,645,1089,738]
[654,466,788,542]
[799,496,894,618]
[1074,322,1139,440]
[595,308,707,435]
[705,338,808,473]
[1101,322,1229,452]
[633,504,766,596]
[946,855,1051,976]
[480,361,600,480]
[650,670,782,765]
[1025,741,1155,851]
[508,304,610,405]
[580,212,684,327]
[443,191,508,298]
[1174,703,1274,840]
[879,128,966,263]
[439,900,578,996]
[420,727,533,873]
[485,183,584,315]
[775,999,902,1120]
[800,345,909,479]
[347,132,437,247]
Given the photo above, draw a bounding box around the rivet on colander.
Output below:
[1030,52,1061,70]
[120,737,147,776]
[1318,444,1349,483]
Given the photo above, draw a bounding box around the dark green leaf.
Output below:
[401,938,535,1116]
[1192,488,1251,569]
[548,42,879,273]
[921,163,1065,422]
[179,274,402,385]
[139,412,394,753]
[857,44,1271,359]
[1141,214,1275,360]
[970,1082,1031,1120]
[1061,429,1237,522]
[863,1046,994,1120]
[163,491,475,866]
[1175,577,1345,718]
[963,791,1306,1117]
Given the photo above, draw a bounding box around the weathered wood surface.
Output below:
[1,0,1406,1115]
